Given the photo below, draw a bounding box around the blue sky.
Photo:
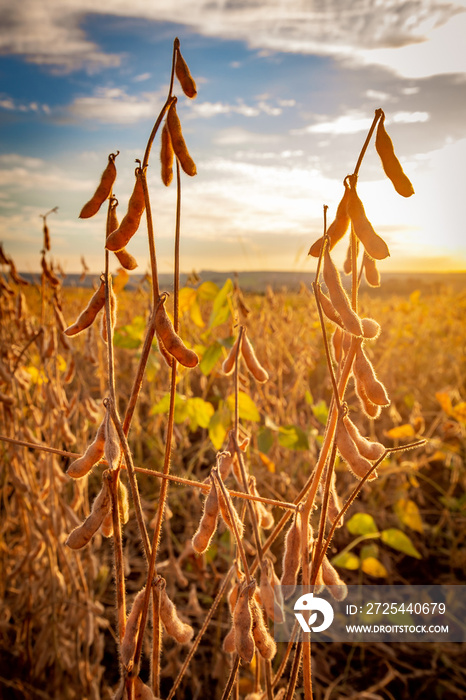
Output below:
[0,1,465,274]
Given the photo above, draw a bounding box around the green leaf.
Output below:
[113,316,146,349]
[331,551,360,570]
[178,287,197,313]
[189,298,205,328]
[199,342,223,376]
[311,399,329,426]
[278,424,309,450]
[197,280,219,301]
[305,390,314,406]
[381,528,421,559]
[226,392,260,422]
[149,393,189,424]
[257,427,274,454]
[346,513,378,536]
[208,405,230,450]
[185,397,214,431]
[209,278,233,328]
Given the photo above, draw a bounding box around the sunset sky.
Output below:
[0,0,465,275]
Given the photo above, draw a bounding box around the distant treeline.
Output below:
[19,269,466,296]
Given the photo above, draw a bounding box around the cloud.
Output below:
[188,98,286,119]
[63,86,166,124]
[0,0,464,77]
[0,95,50,113]
[296,110,430,136]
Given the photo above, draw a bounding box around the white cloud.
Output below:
[189,98,286,119]
[63,86,166,124]
[0,0,464,77]
[297,110,430,136]
[0,95,50,113]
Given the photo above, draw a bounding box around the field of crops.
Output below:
[1,259,465,699]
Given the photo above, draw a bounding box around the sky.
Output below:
[0,0,465,276]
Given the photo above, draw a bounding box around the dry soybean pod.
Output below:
[67,418,106,478]
[64,280,106,336]
[104,407,121,469]
[376,112,414,197]
[66,473,112,549]
[281,510,302,597]
[43,221,50,251]
[347,186,390,260]
[156,330,174,368]
[309,183,351,257]
[354,375,382,419]
[336,413,377,481]
[79,152,118,219]
[250,597,276,660]
[363,252,380,287]
[159,579,194,644]
[323,247,363,337]
[120,587,146,668]
[321,555,347,601]
[353,345,390,406]
[233,580,255,664]
[192,475,220,554]
[316,285,345,330]
[154,292,198,368]
[343,414,385,461]
[106,167,145,252]
[259,559,284,623]
[166,98,197,177]
[100,283,117,344]
[241,331,269,383]
[222,333,242,376]
[361,317,381,340]
[160,121,174,187]
[107,198,139,270]
[216,469,244,539]
[175,43,197,99]
[249,476,274,530]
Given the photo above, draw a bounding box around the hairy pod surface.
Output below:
[336,414,377,481]
[175,49,197,98]
[100,284,117,344]
[376,114,414,197]
[167,99,197,176]
[233,582,255,664]
[354,345,390,406]
[192,476,219,554]
[309,184,351,257]
[222,625,236,654]
[260,559,284,623]
[120,587,146,668]
[67,419,106,478]
[241,332,269,383]
[281,511,302,597]
[323,248,363,336]
[343,414,385,461]
[249,476,274,530]
[354,375,382,419]
[347,187,390,260]
[106,171,145,252]
[66,475,112,548]
[65,281,106,336]
[363,253,381,287]
[361,317,381,340]
[222,334,242,375]
[160,122,174,186]
[322,555,348,600]
[251,598,276,660]
[80,153,118,219]
[159,583,194,644]
[154,295,199,368]
[216,471,244,539]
